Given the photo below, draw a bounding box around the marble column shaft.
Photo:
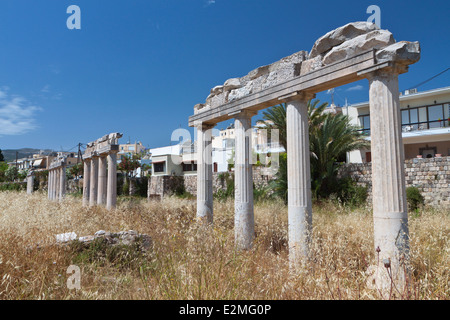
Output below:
[368,69,409,290]
[106,152,118,210]
[196,123,214,223]
[48,170,53,199]
[27,174,34,195]
[286,94,314,267]
[53,169,58,201]
[89,156,99,207]
[97,156,107,205]
[83,160,91,207]
[234,111,256,250]
[59,166,66,201]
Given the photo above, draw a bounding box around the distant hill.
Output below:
[1,148,54,163]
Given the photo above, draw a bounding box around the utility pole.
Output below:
[15,151,18,168]
[77,143,83,164]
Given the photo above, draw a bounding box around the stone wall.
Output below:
[148,167,275,198]
[340,156,450,208]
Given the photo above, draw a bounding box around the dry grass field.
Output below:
[0,191,448,300]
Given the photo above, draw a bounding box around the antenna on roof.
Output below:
[327,88,335,105]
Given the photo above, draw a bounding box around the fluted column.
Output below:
[53,169,58,201]
[89,156,99,207]
[368,68,409,292]
[286,92,315,268]
[106,151,118,210]
[83,159,91,206]
[234,111,257,250]
[196,123,214,223]
[48,170,53,200]
[59,166,66,201]
[27,172,34,195]
[97,156,107,205]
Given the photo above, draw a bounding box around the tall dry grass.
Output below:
[0,191,448,300]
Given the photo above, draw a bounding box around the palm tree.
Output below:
[257,100,329,151]
[257,104,288,150]
[309,111,369,198]
[259,99,369,200]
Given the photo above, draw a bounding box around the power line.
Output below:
[408,67,450,90]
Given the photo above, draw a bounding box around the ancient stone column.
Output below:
[48,170,53,200]
[83,159,91,206]
[234,111,256,250]
[286,93,315,268]
[106,151,118,210]
[27,172,34,195]
[367,68,409,292]
[53,169,58,201]
[97,155,107,205]
[196,123,214,223]
[89,155,99,207]
[51,170,56,200]
[59,166,66,201]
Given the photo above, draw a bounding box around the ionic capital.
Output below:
[194,121,216,131]
[362,62,409,81]
[278,91,316,103]
[233,110,258,120]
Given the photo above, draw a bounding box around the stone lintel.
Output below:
[97,144,119,156]
[189,45,419,127]
[188,50,376,127]
[82,152,96,160]
[232,110,258,119]
[278,91,316,103]
[82,144,119,160]
[49,160,66,170]
[194,121,216,130]
[357,61,409,78]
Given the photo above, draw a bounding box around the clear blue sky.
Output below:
[0,0,449,151]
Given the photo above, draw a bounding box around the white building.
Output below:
[148,122,283,177]
[345,86,450,163]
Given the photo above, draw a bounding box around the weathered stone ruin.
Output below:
[188,21,420,293]
[47,154,68,202]
[82,133,123,210]
[56,230,153,253]
[26,170,35,195]
[193,22,419,117]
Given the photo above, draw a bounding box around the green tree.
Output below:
[262,100,369,201]
[5,166,19,182]
[118,154,142,195]
[68,162,84,179]
[0,149,4,162]
[118,154,141,179]
[309,110,369,198]
[257,100,328,151]
[0,161,8,182]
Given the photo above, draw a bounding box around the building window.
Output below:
[358,115,371,136]
[154,162,165,173]
[360,102,450,134]
[182,162,197,172]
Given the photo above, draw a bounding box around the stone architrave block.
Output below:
[309,21,379,59]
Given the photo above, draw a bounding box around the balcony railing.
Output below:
[358,119,450,136]
[401,119,450,132]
